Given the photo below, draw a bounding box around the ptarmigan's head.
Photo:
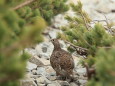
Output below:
[51,39,61,50]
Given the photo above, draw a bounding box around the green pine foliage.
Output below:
[87,48,115,86]
[16,0,69,24]
[0,0,68,86]
[59,1,115,86]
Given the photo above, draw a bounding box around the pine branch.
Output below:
[12,0,37,10]
[98,46,114,48]
[80,12,90,30]
[64,40,88,50]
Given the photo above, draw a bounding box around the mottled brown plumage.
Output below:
[50,39,74,80]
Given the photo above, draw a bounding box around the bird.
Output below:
[50,39,75,81]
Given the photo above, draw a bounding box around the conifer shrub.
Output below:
[0,0,68,86]
[15,0,69,24]
[58,1,115,86]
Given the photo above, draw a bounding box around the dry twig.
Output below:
[12,0,37,10]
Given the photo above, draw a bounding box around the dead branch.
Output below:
[104,14,113,33]
[12,0,37,10]
[64,40,88,50]
[84,63,96,80]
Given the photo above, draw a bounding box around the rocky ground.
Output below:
[20,0,115,86]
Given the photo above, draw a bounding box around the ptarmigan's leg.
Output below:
[56,72,67,80]
[66,69,75,82]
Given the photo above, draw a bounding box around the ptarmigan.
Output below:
[50,39,74,81]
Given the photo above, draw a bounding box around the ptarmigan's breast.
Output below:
[50,49,74,76]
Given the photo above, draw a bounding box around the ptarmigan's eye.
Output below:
[52,39,55,41]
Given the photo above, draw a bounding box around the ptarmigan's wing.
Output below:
[56,50,74,70]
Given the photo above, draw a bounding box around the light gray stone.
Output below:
[39,53,50,60]
[70,82,78,86]
[42,46,47,53]
[33,55,50,66]
[37,67,47,76]
[49,29,58,39]
[29,56,44,67]
[47,75,56,81]
[50,81,61,86]
[79,79,87,85]
[47,83,61,86]
[59,81,70,86]
[76,68,86,75]
[25,48,37,56]
[30,75,41,79]
[32,69,37,75]
[59,40,67,51]
[45,66,56,80]
[35,42,53,59]
[52,14,68,28]
[26,62,37,71]
[37,84,46,86]
[47,84,56,86]
[20,79,37,86]
[45,66,55,75]
[36,76,51,84]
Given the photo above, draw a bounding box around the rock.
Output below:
[24,72,33,79]
[52,14,68,28]
[29,56,44,67]
[72,55,80,68]
[39,58,50,65]
[95,0,115,13]
[46,66,56,81]
[106,13,115,22]
[42,46,47,53]
[26,62,37,71]
[31,69,37,75]
[111,0,115,2]
[45,66,55,75]
[32,55,50,66]
[24,72,40,79]
[48,81,61,86]
[39,53,50,60]
[47,84,56,86]
[47,74,56,81]
[37,84,46,86]
[78,75,87,80]
[48,83,61,86]
[59,81,70,86]
[25,48,37,56]
[45,66,56,81]
[37,67,47,76]
[20,79,37,86]
[59,40,67,51]
[79,79,87,85]
[35,42,53,60]
[36,76,51,85]
[30,75,41,79]
[76,68,86,75]
[49,29,58,39]
[70,82,78,86]
[48,29,65,39]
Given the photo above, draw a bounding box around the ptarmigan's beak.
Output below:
[49,39,52,42]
